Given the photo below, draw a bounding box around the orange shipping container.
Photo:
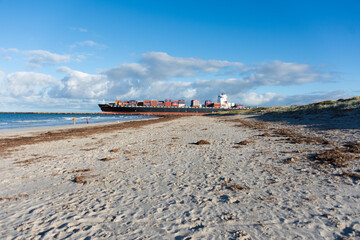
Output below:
[151,100,158,106]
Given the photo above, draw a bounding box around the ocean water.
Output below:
[0,113,154,130]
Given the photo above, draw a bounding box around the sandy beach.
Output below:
[1,114,360,239]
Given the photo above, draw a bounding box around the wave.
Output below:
[12,119,56,123]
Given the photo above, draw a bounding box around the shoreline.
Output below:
[0,115,178,153]
[0,115,159,138]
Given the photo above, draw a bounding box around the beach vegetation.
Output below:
[213,96,360,116]
[194,140,210,145]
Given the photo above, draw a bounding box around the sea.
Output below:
[0,113,154,131]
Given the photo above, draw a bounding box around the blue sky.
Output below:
[0,0,359,112]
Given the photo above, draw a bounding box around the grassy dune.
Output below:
[217,96,360,115]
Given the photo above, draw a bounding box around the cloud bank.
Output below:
[0,51,335,111]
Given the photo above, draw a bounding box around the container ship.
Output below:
[98,93,244,115]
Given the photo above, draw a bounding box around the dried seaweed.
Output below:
[194,140,210,145]
[312,148,355,167]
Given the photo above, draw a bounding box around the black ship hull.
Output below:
[98,104,234,115]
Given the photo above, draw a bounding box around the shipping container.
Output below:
[191,100,200,107]
[213,103,220,108]
[151,100,158,106]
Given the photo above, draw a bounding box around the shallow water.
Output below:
[0,113,154,130]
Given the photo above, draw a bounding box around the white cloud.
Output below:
[51,67,110,98]
[0,48,19,61]
[70,40,106,50]
[102,52,245,99]
[78,40,97,46]
[244,61,331,85]
[0,69,109,112]
[3,56,12,61]
[25,50,70,68]
[237,92,283,106]
[104,52,244,83]
[139,52,244,80]
[0,48,19,53]
[69,27,88,32]
[236,90,350,107]
[103,53,330,100]
[0,70,4,82]
[5,72,59,97]
[0,52,336,111]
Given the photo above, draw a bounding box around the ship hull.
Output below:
[98,104,234,115]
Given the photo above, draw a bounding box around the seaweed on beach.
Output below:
[100,157,114,161]
[109,148,120,153]
[236,140,253,146]
[312,148,356,167]
[223,118,268,129]
[14,157,40,166]
[69,168,92,173]
[275,128,296,137]
[221,182,249,191]
[274,128,332,145]
[231,119,268,130]
[73,175,87,184]
[294,136,332,145]
[0,194,29,202]
[194,140,210,145]
[0,115,182,156]
[344,142,360,153]
[72,174,99,184]
[260,132,271,137]
[14,155,53,166]
[340,171,360,180]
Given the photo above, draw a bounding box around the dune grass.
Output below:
[213,96,360,116]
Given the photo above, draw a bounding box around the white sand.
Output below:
[0,115,359,239]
